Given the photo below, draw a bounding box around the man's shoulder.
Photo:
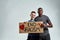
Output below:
[28,20,31,22]
[43,15,48,17]
[43,15,49,18]
[35,15,48,18]
[28,20,35,22]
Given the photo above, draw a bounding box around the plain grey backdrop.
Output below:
[0,0,60,40]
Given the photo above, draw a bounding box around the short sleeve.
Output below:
[46,16,51,23]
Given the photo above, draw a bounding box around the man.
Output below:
[28,11,36,22]
[27,11,36,40]
[34,8,53,40]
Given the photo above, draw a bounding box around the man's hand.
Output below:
[40,23,53,28]
[38,21,52,28]
[38,21,44,28]
[40,23,46,28]
[39,22,47,27]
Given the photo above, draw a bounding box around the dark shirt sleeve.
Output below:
[46,16,51,23]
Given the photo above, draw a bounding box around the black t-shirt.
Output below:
[34,15,51,36]
[28,15,51,36]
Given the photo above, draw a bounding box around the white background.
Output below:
[0,0,60,40]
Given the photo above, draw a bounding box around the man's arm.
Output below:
[46,21,53,28]
[45,16,53,28]
[40,16,53,28]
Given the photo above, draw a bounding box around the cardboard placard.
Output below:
[19,22,44,33]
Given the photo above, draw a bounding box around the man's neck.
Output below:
[39,15,42,17]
